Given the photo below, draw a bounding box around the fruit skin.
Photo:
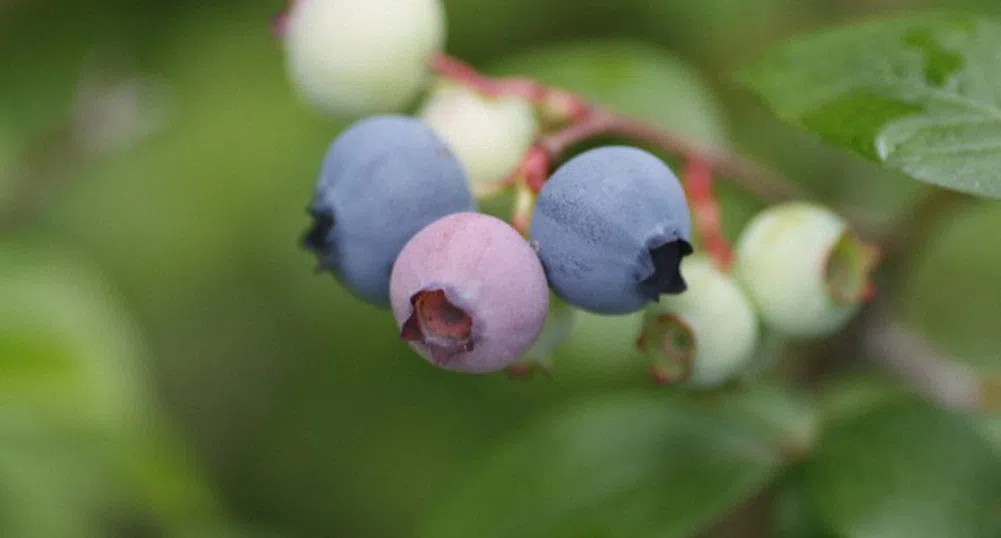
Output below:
[418,82,539,195]
[303,115,474,306]
[733,202,864,339]
[389,212,550,374]
[644,255,759,387]
[531,146,693,315]
[284,0,446,117]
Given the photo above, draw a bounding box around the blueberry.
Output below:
[530,146,693,314]
[303,115,474,306]
[733,202,877,339]
[312,115,436,203]
[418,82,539,196]
[283,0,446,117]
[640,255,759,387]
[390,212,550,374]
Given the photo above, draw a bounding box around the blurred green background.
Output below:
[3,0,1001,537]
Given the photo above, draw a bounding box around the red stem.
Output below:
[273,0,295,38]
[684,158,733,270]
[436,52,801,205]
[430,53,591,123]
[430,54,546,100]
[431,52,799,271]
[534,111,803,202]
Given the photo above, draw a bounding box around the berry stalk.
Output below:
[531,110,803,203]
[431,53,804,204]
[429,53,590,123]
[272,0,295,38]
[683,157,733,270]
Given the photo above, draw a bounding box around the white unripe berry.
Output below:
[419,82,538,195]
[733,202,876,339]
[642,255,759,387]
[284,0,446,117]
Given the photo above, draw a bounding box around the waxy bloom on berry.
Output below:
[531,146,693,315]
[303,115,474,306]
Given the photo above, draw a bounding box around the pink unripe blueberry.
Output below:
[389,212,550,373]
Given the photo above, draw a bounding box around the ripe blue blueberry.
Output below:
[303,115,475,306]
[390,212,550,374]
[530,146,693,314]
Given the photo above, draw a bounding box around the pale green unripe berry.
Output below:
[641,255,759,388]
[734,202,876,339]
[284,0,446,117]
[419,82,538,196]
[507,294,576,378]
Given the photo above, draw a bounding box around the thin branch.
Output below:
[273,0,296,38]
[536,110,806,203]
[683,157,733,269]
[432,53,806,217]
[861,308,984,410]
[430,53,589,122]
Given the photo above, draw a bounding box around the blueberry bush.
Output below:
[2,1,1001,537]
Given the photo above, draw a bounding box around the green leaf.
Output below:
[491,40,729,150]
[0,241,151,429]
[900,204,1001,377]
[736,13,1001,199]
[975,414,1001,459]
[420,391,788,538]
[773,484,840,538]
[795,398,1001,538]
[0,240,229,535]
[554,310,648,382]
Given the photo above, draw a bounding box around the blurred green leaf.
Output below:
[900,204,1001,377]
[814,373,918,424]
[491,40,729,149]
[172,523,289,538]
[420,391,786,538]
[773,483,839,538]
[0,241,151,428]
[635,0,811,64]
[794,398,1001,538]
[117,426,226,532]
[702,383,819,460]
[0,406,123,538]
[555,310,647,381]
[0,240,228,536]
[736,13,1001,199]
[0,118,15,201]
[975,414,1001,459]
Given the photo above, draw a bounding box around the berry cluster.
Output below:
[282,0,878,384]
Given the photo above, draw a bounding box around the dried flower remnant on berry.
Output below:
[401,289,474,364]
